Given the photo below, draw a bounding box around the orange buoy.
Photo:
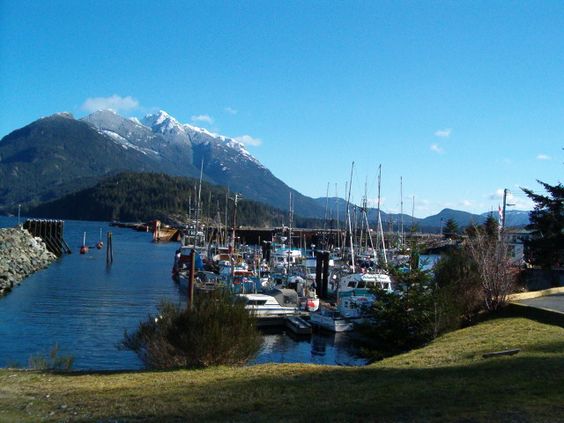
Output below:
[80,231,88,254]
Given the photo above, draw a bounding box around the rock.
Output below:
[0,227,56,295]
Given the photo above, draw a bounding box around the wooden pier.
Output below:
[23,219,71,257]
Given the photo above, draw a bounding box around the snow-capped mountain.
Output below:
[0,109,326,217]
[141,110,263,168]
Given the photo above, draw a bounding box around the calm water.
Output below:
[0,217,366,370]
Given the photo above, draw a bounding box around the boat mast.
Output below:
[376,164,388,267]
[411,195,415,232]
[400,176,404,249]
[224,187,229,247]
[195,160,204,230]
[335,183,340,250]
[322,182,329,250]
[346,162,356,272]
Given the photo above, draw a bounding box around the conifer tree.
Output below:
[522,180,564,269]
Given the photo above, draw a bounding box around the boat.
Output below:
[336,271,394,295]
[238,288,300,316]
[309,308,354,332]
[285,316,312,335]
[194,270,222,292]
[152,220,180,242]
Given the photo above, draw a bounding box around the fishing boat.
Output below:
[152,220,180,242]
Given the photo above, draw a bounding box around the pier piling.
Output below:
[23,219,71,257]
[106,232,113,265]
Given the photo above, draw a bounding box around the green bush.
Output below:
[122,290,262,369]
[433,248,483,327]
[359,268,438,359]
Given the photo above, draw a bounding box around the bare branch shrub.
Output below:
[465,231,518,311]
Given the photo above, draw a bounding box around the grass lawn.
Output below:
[1,317,563,422]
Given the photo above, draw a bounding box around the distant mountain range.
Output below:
[0,110,530,229]
[313,198,530,231]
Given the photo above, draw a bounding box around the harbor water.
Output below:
[0,217,367,370]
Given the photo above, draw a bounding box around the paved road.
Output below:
[519,294,564,313]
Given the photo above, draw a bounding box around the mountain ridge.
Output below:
[0,110,530,228]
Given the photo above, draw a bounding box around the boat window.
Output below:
[347,281,356,288]
[246,300,267,306]
[357,281,366,288]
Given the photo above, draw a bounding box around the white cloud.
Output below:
[81,95,139,113]
[536,154,551,160]
[234,135,262,147]
[225,107,238,115]
[461,199,472,207]
[489,188,505,200]
[430,143,444,154]
[488,189,534,210]
[191,114,214,125]
[434,128,452,138]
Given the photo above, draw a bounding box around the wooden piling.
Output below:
[321,252,330,298]
[315,251,323,298]
[106,232,113,265]
[186,249,196,310]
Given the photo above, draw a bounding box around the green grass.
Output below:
[1,317,563,422]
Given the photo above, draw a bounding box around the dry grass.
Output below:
[1,317,563,422]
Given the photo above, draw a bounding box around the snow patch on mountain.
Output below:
[142,110,264,168]
[100,129,160,157]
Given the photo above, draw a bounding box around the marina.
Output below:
[0,217,368,370]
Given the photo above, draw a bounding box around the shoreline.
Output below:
[0,227,57,296]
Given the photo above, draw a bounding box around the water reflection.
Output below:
[251,329,367,367]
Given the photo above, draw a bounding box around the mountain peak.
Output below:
[45,112,74,120]
[141,110,186,136]
[88,109,118,117]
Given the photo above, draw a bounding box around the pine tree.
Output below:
[443,218,459,239]
[522,180,564,269]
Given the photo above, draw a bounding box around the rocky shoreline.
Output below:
[0,227,57,296]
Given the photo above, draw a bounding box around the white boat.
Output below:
[336,271,394,295]
[309,308,354,332]
[238,288,300,317]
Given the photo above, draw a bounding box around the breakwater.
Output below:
[0,227,57,295]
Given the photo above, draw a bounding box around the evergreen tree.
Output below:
[483,215,500,238]
[522,180,564,269]
[442,218,459,239]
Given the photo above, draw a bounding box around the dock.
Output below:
[256,313,312,335]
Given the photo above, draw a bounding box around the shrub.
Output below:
[359,268,439,359]
[28,344,74,371]
[433,248,483,327]
[122,290,262,369]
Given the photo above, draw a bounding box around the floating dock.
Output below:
[256,313,312,336]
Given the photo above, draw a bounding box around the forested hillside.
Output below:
[25,172,323,228]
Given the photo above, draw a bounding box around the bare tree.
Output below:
[465,231,518,311]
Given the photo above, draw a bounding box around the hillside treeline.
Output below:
[26,172,325,228]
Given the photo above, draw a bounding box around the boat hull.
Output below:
[309,310,353,332]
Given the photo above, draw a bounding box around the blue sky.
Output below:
[1,0,562,217]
